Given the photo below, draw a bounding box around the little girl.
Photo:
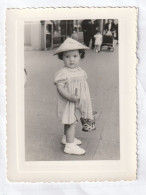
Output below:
[54,38,94,155]
[71,28,79,41]
[94,30,103,52]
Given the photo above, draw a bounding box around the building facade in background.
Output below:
[24,19,118,51]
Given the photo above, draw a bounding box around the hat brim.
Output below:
[54,37,90,55]
[54,46,89,55]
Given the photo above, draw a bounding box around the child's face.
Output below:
[63,50,80,69]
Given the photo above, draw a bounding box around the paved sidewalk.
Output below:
[25,46,119,161]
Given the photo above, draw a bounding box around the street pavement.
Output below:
[25,45,119,161]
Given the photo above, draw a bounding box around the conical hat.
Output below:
[54,38,89,55]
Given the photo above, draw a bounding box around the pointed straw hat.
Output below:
[54,37,89,55]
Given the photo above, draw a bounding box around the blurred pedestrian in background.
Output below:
[82,20,100,49]
[81,20,92,47]
[94,30,103,53]
[71,27,79,41]
[104,19,115,36]
[102,19,116,51]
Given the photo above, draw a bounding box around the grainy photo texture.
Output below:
[24,19,119,161]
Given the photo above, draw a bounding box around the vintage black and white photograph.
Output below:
[6,8,137,182]
[24,19,119,161]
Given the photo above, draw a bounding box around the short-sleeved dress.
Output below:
[54,66,93,124]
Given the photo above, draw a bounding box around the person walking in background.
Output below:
[81,20,92,47]
[94,30,103,53]
[54,38,96,155]
[82,20,99,49]
[71,28,79,41]
[90,20,96,50]
[92,20,101,49]
[103,19,115,51]
[104,19,115,36]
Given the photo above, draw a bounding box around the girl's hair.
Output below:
[58,49,85,60]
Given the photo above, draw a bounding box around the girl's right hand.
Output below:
[70,95,80,103]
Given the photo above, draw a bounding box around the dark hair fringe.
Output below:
[58,49,85,60]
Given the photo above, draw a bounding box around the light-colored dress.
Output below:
[94,33,102,45]
[71,33,79,41]
[54,66,93,124]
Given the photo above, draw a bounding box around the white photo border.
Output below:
[6,7,137,182]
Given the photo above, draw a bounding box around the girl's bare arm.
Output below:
[57,84,79,103]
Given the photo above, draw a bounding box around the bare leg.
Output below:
[95,45,97,52]
[62,124,82,145]
[96,45,99,52]
[64,123,85,155]
[64,124,68,136]
[99,44,101,51]
[65,124,75,143]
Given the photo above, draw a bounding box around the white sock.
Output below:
[65,143,74,147]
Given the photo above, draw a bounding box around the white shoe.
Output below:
[61,135,82,145]
[64,143,86,155]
